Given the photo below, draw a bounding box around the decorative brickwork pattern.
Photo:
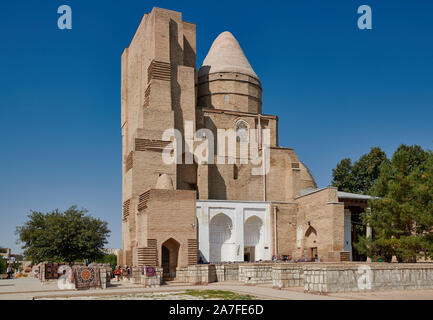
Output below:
[148,60,171,82]
[137,248,157,267]
[340,251,351,262]
[137,239,158,267]
[125,152,133,172]
[122,199,131,221]
[135,139,171,151]
[138,191,150,212]
[143,84,151,108]
[187,239,198,265]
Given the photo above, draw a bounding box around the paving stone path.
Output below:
[1,278,432,300]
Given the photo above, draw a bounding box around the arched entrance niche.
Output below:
[304,226,318,260]
[161,238,180,280]
[177,152,198,197]
[244,216,263,262]
[209,213,233,263]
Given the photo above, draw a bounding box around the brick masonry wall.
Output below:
[273,203,297,257]
[146,189,197,269]
[295,188,344,260]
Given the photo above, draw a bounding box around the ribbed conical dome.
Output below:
[199,31,258,80]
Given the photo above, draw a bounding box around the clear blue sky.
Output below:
[1,1,432,254]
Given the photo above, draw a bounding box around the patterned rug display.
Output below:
[73,266,102,290]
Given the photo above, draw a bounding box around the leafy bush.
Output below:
[97,254,117,271]
[0,259,6,274]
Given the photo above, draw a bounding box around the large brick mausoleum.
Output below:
[118,7,374,280]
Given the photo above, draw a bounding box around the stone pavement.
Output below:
[0,278,340,300]
[329,289,433,300]
[1,278,433,300]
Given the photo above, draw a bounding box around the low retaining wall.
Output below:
[141,267,162,287]
[176,267,189,283]
[99,267,110,289]
[176,265,213,285]
[176,264,240,284]
[131,267,162,287]
[187,265,213,285]
[213,264,240,282]
[303,263,433,293]
[272,265,304,288]
[224,264,239,281]
[239,264,273,285]
[123,262,433,293]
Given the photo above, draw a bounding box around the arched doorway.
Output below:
[304,226,318,260]
[161,238,180,281]
[209,213,233,263]
[244,216,263,262]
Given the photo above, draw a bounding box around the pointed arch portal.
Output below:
[304,226,318,260]
[244,216,263,262]
[161,238,180,280]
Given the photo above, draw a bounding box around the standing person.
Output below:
[114,266,121,282]
[6,265,13,279]
[122,266,127,280]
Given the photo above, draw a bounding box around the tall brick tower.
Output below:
[120,8,198,273]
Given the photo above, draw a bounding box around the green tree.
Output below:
[16,206,110,264]
[0,259,6,274]
[0,247,7,253]
[331,158,355,192]
[332,147,388,194]
[352,147,388,193]
[97,254,118,271]
[355,145,433,262]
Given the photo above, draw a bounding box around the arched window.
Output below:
[236,120,249,142]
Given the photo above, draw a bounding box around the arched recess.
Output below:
[235,120,249,143]
[305,226,317,238]
[244,216,264,262]
[304,226,318,259]
[177,152,198,195]
[161,238,180,280]
[209,213,234,263]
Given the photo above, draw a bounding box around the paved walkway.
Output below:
[0,278,340,300]
[1,278,433,300]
